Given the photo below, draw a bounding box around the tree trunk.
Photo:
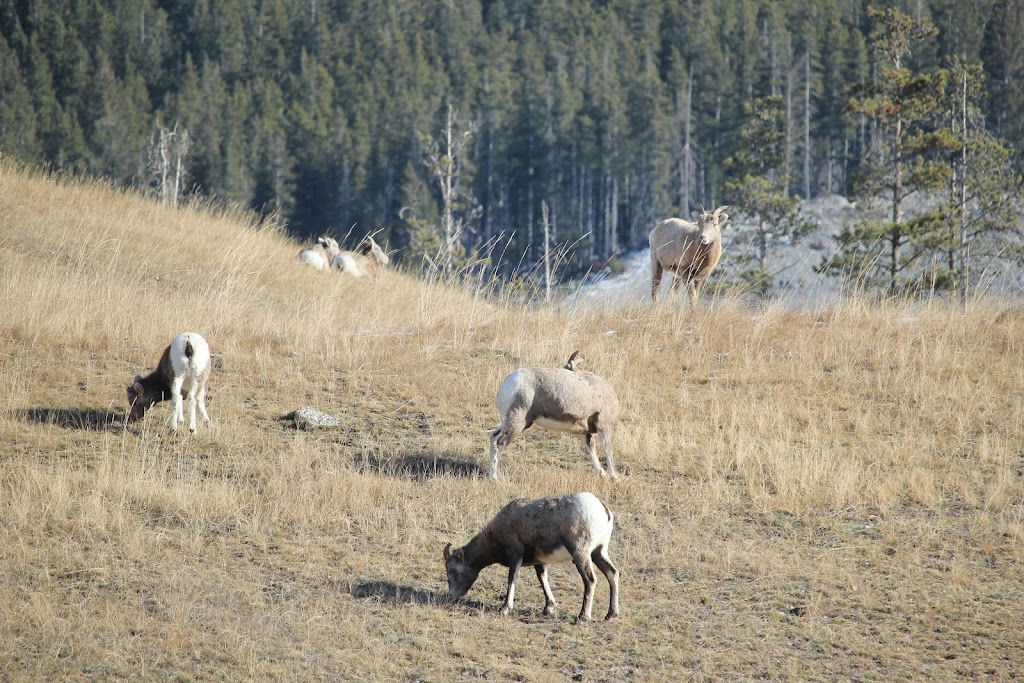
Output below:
[804,50,811,199]
[958,69,969,307]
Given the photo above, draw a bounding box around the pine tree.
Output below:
[416,102,478,275]
[832,6,954,294]
[941,58,1021,300]
[724,95,813,293]
[0,35,39,161]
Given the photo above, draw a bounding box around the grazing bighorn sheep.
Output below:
[331,236,390,278]
[126,332,211,433]
[649,205,730,307]
[297,236,341,271]
[444,492,619,622]
[488,351,620,480]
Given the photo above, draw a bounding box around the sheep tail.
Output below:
[184,340,194,359]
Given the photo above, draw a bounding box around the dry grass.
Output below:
[2,157,1024,681]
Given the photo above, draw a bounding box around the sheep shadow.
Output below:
[351,581,441,606]
[353,451,484,481]
[16,407,125,432]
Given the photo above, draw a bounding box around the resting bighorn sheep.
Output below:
[649,205,730,307]
[126,332,211,433]
[488,351,620,480]
[297,236,341,271]
[331,236,390,278]
[444,492,619,622]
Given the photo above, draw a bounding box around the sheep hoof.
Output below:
[574,614,592,625]
[543,606,556,617]
[498,605,511,616]
[605,611,618,621]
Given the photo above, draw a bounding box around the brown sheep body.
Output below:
[488,352,620,479]
[444,492,619,622]
[649,205,730,308]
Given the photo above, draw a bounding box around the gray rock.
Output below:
[280,407,340,430]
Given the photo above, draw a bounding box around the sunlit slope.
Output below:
[2,158,1024,681]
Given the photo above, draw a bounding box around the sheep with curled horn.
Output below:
[126,332,211,433]
[487,351,620,480]
[331,235,390,278]
[649,204,731,308]
[443,492,620,622]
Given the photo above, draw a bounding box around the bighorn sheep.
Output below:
[298,236,341,271]
[488,351,620,480]
[331,236,390,278]
[649,205,730,307]
[444,492,619,622]
[126,332,211,433]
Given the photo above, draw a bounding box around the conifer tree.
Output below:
[724,95,813,293]
[831,6,954,294]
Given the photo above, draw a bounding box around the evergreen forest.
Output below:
[2,0,1022,290]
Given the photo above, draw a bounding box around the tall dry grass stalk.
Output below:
[2,158,1024,680]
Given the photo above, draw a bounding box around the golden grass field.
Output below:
[2,157,1023,681]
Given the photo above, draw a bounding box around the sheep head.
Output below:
[690,205,731,246]
[443,543,479,601]
[358,236,390,266]
[125,375,157,420]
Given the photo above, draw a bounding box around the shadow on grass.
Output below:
[16,407,125,432]
[352,581,441,606]
[353,451,484,481]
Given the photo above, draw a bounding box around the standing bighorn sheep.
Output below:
[444,492,620,622]
[331,236,390,278]
[649,205,730,308]
[297,236,341,271]
[488,351,620,480]
[126,332,211,433]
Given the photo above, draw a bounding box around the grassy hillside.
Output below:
[2,158,1023,682]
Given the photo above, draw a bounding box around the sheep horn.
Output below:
[714,205,731,215]
[565,350,581,370]
[443,543,452,561]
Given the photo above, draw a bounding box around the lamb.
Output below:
[331,236,390,278]
[443,492,619,622]
[649,204,730,308]
[488,351,620,480]
[126,332,211,433]
[297,236,341,271]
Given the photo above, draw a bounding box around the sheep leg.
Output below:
[579,433,606,477]
[186,386,198,433]
[500,557,523,615]
[536,565,557,616]
[599,429,619,480]
[591,546,619,620]
[650,259,664,302]
[688,279,701,309]
[572,551,598,623]
[671,273,685,293]
[488,422,523,479]
[197,383,211,424]
[168,376,185,431]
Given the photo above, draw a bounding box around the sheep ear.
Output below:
[133,380,144,395]
[443,543,452,561]
[719,213,729,226]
